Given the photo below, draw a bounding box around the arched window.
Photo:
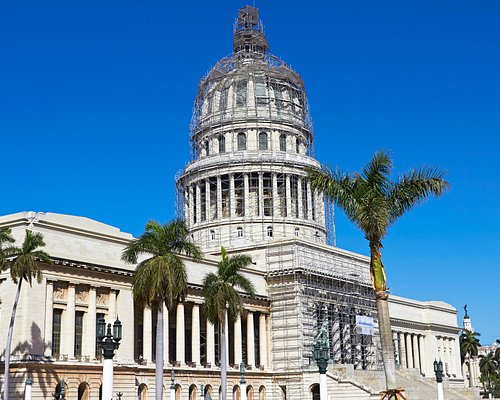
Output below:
[210,230,216,240]
[233,385,241,400]
[247,385,254,400]
[296,138,301,154]
[310,384,320,400]
[294,228,300,237]
[259,132,268,150]
[205,139,210,156]
[279,133,286,152]
[237,132,247,151]
[138,384,148,400]
[219,134,226,153]
[237,227,243,238]
[189,385,197,400]
[204,385,213,400]
[259,386,266,400]
[267,226,273,238]
[175,384,181,400]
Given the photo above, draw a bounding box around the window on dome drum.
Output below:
[236,80,247,107]
[237,227,243,237]
[52,309,62,356]
[237,132,247,151]
[74,311,84,358]
[279,134,286,152]
[259,132,268,150]
[263,173,273,217]
[254,76,267,105]
[276,173,286,217]
[267,226,273,237]
[219,134,226,153]
[296,138,300,154]
[219,86,229,112]
[294,228,299,237]
[205,139,210,156]
[200,184,207,222]
[210,230,216,240]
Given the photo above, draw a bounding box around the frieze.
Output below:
[75,286,89,303]
[96,288,109,305]
[53,283,67,300]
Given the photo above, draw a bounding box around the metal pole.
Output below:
[437,382,444,400]
[319,372,328,400]
[239,363,247,400]
[102,358,114,400]
[24,379,33,400]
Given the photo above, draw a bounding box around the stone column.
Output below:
[234,315,242,365]
[86,287,97,359]
[108,290,117,323]
[143,306,153,363]
[65,284,76,358]
[306,181,313,220]
[272,173,278,217]
[206,179,211,223]
[163,303,169,364]
[207,320,215,366]
[453,337,463,378]
[217,176,222,219]
[405,333,413,368]
[230,173,236,218]
[192,304,201,366]
[176,302,185,365]
[259,313,267,368]
[331,313,341,363]
[258,173,264,217]
[297,177,303,218]
[184,187,189,222]
[44,281,54,356]
[285,174,292,218]
[244,173,250,217]
[196,183,202,224]
[247,312,255,367]
[399,332,407,368]
[418,335,427,375]
[444,337,451,376]
[392,331,399,366]
[189,185,195,225]
[412,334,421,372]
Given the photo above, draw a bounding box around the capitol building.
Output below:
[0,6,477,400]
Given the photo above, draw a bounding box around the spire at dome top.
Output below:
[233,6,269,59]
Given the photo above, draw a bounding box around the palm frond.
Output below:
[388,166,449,223]
[360,150,393,194]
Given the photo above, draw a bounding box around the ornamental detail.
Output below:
[96,289,109,305]
[75,286,88,302]
[53,283,66,300]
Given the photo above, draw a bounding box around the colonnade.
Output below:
[141,302,270,369]
[436,335,461,377]
[185,172,324,225]
[393,331,426,373]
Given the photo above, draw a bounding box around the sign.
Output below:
[355,315,374,335]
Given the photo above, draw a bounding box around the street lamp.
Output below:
[313,341,329,400]
[170,370,176,400]
[200,384,205,400]
[97,317,122,400]
[433,360,444,400]
[53,379,65,400]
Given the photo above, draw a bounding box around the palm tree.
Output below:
[3,229,51,400]
[460,329,481,388]
[202,247,256,400]
[307,150,449,392]
[0,227,15,271]
[122,220,202,400]
[479,352,497,398]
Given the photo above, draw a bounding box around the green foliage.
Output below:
[0,227,16,271]
[202,247,256,325]
[479,351,500,398]
[460,330,481,363]
[9,230,52,286]
[122,219,203,309]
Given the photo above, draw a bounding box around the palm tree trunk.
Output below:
[369,242,397,391]
[220,314,227,400]
[3,280,22,400]
[156,304,164,400]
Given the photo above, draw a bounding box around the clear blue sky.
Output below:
[1,1,498,343]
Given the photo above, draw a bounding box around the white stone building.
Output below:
[0,6,477,400]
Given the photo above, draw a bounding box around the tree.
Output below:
[306,150,449,392]
[202,247,256,400]
[0,227,15,271]
[479,351,498,398]
[460,329,481,388]
[122,220,202,400]
[3,229,51,400]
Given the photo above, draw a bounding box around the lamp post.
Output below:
[313,341,329,400]
[433,360,444,400]
[239,363,247,400]
[170,370,176,400]
[97,317,122,400]
[53,379,65,400]
[24,378,33,400]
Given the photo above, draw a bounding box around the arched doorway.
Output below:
[78,382,90,400]
[310,384,320,400]
[204,384,213,400]
[189,384,197,400]
[233,385,241,400]
[175,384,181,400]
[247,385,254,400]
[138,383,148,400]
[258,386,266,400]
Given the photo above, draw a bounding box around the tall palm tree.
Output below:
[202,247,256,400]
[122,220,202,400]
[307,150,449,392]
[479,351,497,398]
[3,229,51,400]
[460,330,481,364]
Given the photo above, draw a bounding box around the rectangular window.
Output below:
[96,312,105,360]
[219,86,229,111]
[236,81,247,107]
[74,311,84,358]
[52,309,62,357]
[254,76,267,105]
